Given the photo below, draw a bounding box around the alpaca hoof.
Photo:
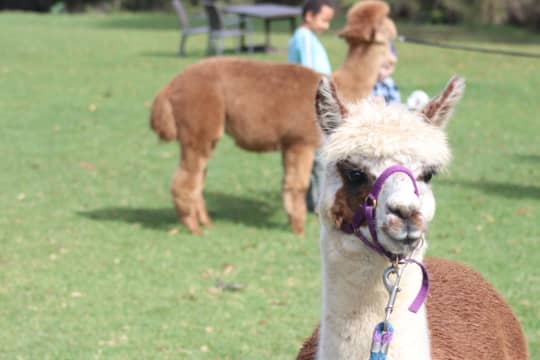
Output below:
[182,217,202,235]
[289,216,305,235]
[190,227,203,235]
[202,221,212,228]
[199,216,212,227]
[292,224,305,236]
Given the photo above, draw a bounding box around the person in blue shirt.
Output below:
[288,0,335,212]
[288,0,334,75]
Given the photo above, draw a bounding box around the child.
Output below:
[288,0,335,212]
[372,43,401,104]
[372,44,430,110]
[288,0,335,75]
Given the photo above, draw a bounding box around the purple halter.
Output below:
[340,164,429,313]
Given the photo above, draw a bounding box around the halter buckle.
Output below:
[365,195,377,208]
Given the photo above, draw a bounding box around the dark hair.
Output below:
[302,0,335,19]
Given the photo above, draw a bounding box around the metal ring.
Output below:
[365,195,377,208]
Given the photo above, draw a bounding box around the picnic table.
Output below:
[223,3,301,52]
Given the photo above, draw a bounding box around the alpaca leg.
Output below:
[195,168,211,227]
[171,144,212,234]
[282,144,315,235]
[170,83,224,233]
[194,137,222,227]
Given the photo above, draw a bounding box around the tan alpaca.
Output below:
[296,77,528,359]
[150,1,396,235]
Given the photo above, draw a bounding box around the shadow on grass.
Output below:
[512,154,540,163]
[78,191,283,230]
[440,178,540,200]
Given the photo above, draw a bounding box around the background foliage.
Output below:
[387,0,540,29]
[1,0,539,29]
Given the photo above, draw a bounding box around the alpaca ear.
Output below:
[420,76,465,128]
[341,18,396,43]
[338,25,374,43]
[338,1,392,43]
[376,18,397,42]
[315,76,348,136]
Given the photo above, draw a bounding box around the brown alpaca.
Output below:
[150,0,397,235]
[295,77,528,359]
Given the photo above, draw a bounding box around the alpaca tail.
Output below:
[150,84,177,141]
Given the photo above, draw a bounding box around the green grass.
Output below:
[1,11,539,359]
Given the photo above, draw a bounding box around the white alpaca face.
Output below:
[321,155,439,256]
[315,76,464,257]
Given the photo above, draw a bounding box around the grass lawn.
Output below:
[1,9,539,359]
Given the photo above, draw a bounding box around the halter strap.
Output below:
[340,165,429,312]
[340,165,419,260]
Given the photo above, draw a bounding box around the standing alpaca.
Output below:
[150,1,396,235]
[296,77,528,359]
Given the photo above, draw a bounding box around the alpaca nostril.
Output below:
[387,204,408,220]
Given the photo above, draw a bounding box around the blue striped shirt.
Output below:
[372,77,401,104]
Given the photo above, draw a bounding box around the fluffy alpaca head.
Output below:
[315,76,465,256]
[338,0,397,45]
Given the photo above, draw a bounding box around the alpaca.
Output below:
[296,77,528,359]
[150,1,397,235]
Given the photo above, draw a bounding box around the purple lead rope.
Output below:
[340,165,429,312]
[401,258,429,313]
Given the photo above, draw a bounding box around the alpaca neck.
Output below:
[317,226,431,360]
[332,43,387,102]
[344,42,386,72]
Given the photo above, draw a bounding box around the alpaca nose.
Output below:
[387,202,417,220]
[386,194,426,239]
[386,192,421,221]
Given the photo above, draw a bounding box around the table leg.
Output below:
[290,17,296,33]
[239,14,247,51]
[264,19,271,51]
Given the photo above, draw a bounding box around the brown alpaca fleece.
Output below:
[296,258,528,359]
[334,1,397,101]
[339,0,393,41]
[150,1,396,235]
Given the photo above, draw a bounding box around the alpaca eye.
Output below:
[346,169,368,185]
[420,170,436,183]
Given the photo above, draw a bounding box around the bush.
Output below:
[507,0,540,30]
[0,0,103,12]
[0,0,55,11]
[386,0,538,30]
[0,0,169,12]
[387,0,477,24]
[1,0,538,30]
[116,0,169,10]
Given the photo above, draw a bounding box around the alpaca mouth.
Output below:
[381,228,423,255]
[403,236,421,246]
[389,239,421,256]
